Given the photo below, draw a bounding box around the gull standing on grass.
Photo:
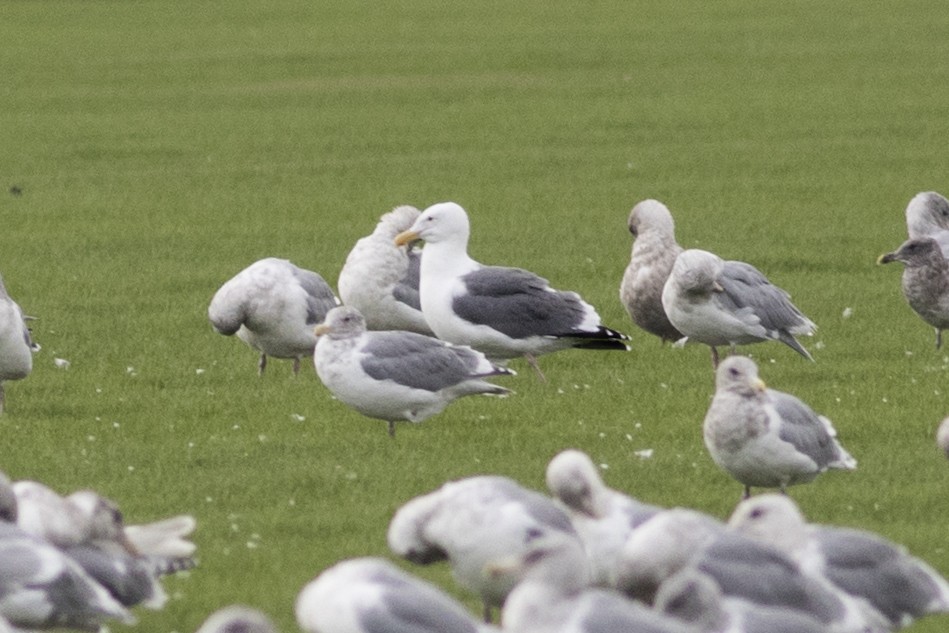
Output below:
[393,202,630,380]
[661,249,816,367]
[337,205,434,335]
[619,199,684,343]
[0,273,36,415]
[313,305,514,437]
[208,257,340,375]
[296,557,498,633]
[387,475,582,622]
[878,237,949,348]
[730,494,949,630]
[904,191,949,258]
[703,356,856,499]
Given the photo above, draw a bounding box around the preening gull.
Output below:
[878,237,949,348]
[703,356,856,498]
[619,199,684,343]
[296,557,497,633]
[387,475,581,621]
[338,205,434,335]
[196,605,277,633]
[661,249,816,366]
[208,257,340,375]
[0,273,36,415]
[545,449,661,587]
[729,494,949,630]
[313,306,514,437]
[393,202,630,380]
[904,191,949,258]
[938,416,949,459]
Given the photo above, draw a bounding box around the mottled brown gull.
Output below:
[878,237,949,348]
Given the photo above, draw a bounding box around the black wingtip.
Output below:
[566,326,632,351]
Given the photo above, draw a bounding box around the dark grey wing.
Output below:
[581,592,693,633]
[291,266,339,325]
[452,266,590,339]
[769,390,841,468]
[359,573,478,633]
[720,261,813,350]
[392,248,423,310]
[817,527,945,625]
[64,545,163,608]
[360,331,502,392]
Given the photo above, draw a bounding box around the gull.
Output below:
[878,237,949,348]
[394,202,630,380]
[938,416,949,459]
[703,356,856,498]
[337,205,434,335]
[296,557,498,633]
[209,257,340,375]
[545,449,661,587]
[661,249,816,366]
[904,191,949,258]
[0,273,36,415]
[619,199,684,343]
[730,494,949,630]
[196,605,277,633]
[313,306,514,437]
[387,475,582,621]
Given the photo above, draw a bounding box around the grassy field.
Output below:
[2,1,949,631]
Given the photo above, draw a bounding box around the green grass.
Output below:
[2,1,949,631]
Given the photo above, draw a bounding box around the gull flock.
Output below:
[1,194,949,631]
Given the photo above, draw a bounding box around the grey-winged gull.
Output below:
[545,449,661,588]
[313,305,514,437]
[619,199,684,343]
[878,237,949,348]
[703,356,856,498]
[487,531,696,633]
[296,557,498,633]
[729,493,949,630]
[0,273,36,415]
[905,191,949,258]
[661,249,816,366]
[938,417,949,459]
[387,475,581,621]
[337,205,434,335]
[208,257,340,375]
[196,605,277,633]
[393,202,630,380]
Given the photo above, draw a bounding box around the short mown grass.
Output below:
[2,1,949,631]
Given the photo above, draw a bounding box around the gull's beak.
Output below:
[877,252,896,265]
[394,229,421,247]
[753,377,766,392]
[712,281,725,292]
[314,323,331,336]
[482,555,522,581]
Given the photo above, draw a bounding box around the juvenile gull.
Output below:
[394,202,630,380]
[0,273,36,415]
[314,306,514,437]
[295,557,497,633]
[878,237,949,348]
[730,494,949,630]
[197,605,277,633]
[208,257,340,375]
[619,199,684,343]
[904,191,949,258]
[337,205,434,335]
[703,356,856,498]
[545,449,661,588]
[661,249,816,366]
[387,475,581,621]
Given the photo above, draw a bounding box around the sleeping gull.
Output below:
[0,273,36,415]
[313,305,514,437]
[487,532,696,633]
[904,191,949,258]
[196,605,278,633]
[393,202,630,380]
[729,493,949,630]
[619,199,684,343]
[703,356,856,498]
[878,237,949,348]
[208,257,340,375]
[337,205,434,335]
[295,557,498,633]
[545,449,661,587]
[661,249,816,366]
[387,474,582,621]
